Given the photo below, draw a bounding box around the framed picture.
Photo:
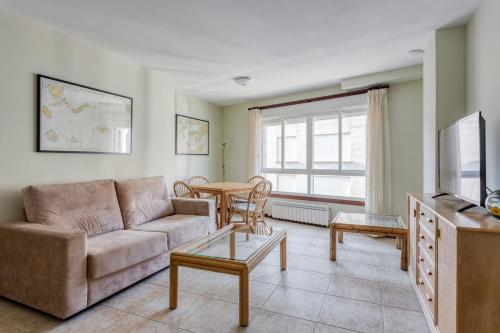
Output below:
[175,114,209,155]
[37,74,133,154]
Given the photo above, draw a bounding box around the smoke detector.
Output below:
[234,76,252,86]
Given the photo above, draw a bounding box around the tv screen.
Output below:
[438,112,486,206]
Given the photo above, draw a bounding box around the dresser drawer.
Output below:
[419,205,436,236]
[418,270,436,319]
[417,253,435,291]
[418,226,436,264]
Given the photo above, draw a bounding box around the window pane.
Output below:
[284,119,307,169]
[311,175,366,198]
[342,113,367,170]
[263,122,282,169]
[263,173,307,193]
[313,115,339,169]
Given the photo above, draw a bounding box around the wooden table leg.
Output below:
[230,231,236,259]
[169,261,178,309]
[239,268,249,327]
[400,235,408,271]
[330,227,337,261]
[280,237,287,270]
[220,192,227,228]
[338,231,343,243]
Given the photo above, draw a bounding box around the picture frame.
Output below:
[175,114,209,155]
[37,74,133,154]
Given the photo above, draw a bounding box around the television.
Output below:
[438,112,486,209]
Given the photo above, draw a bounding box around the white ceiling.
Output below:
[0,0,481,106]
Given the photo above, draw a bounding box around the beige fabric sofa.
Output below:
[0,176,216,319]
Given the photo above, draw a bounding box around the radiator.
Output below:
[271,200,330,226]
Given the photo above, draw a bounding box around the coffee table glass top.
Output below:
[177,225,284,262]
[333,212,406,229]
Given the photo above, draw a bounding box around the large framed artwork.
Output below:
[37,74,133,154]
[175,114,209,155]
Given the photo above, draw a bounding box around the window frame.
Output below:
[260,108,367,201]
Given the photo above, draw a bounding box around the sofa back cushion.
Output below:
[115,176,174,229]
[22,179,124,237]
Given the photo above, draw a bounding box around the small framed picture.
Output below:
[175,114,209,155]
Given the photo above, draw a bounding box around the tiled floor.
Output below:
[0,219,430,333]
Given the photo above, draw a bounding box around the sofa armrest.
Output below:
[0,221,87,319]
[171,198,217,231]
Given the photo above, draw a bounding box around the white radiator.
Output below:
[271,200,330,226]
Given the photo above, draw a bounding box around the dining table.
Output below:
[190,182,254,228]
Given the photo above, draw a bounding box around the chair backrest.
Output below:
[249,180,273,211]
[173,181,196,198]
[248,175,266,186]
[188,176,210,186]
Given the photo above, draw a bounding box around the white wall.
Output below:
[422,27,467,192]
[467,0,500,191]
[222,80,423,219]
[0,10,222,222]
[423,32,437,192]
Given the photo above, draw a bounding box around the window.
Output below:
[261,109,367,199]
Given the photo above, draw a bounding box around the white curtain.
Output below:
[366,89,391,214]
[248,108,262,178]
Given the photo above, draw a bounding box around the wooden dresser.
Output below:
[407,193,500,333]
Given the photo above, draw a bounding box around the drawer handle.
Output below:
[428,244,433,250]
[425,217,434,224]
[418,280,424,286]
[420,235,425,240]
[420,212,425,217]
[425,294,432,302]
[419,257,424,263]
[426,269,432,276]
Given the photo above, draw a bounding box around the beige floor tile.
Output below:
[104,313,178,333]
[280,268,332,293]
[246,310,316,333]
[0,322,23,333]
[272,240,308,254]
[377,253,402,268]
[337,249,379,265]
[47,305,130,333]
[179,298,257,333]
[263,286,325,321]
[379,267,410,286]
[103,282,208,327]
[381,283,421,312]
[314,323,360,332]
[383,306,430,333]
[207,280,277,308]
[290,255,336,274]
[318,296,384,333]
[327,276,381,304]
[261,251,298,266]
[250,263,286,284]
[0,297,59,332]
[336,261,380,282]
[301,244,331,258]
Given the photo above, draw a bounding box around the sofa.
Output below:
[0,176,216,319]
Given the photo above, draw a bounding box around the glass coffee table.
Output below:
[330,212,408,270]
[169,223,286,327]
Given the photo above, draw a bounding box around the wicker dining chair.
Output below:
[187,176,219,205]
[233,175,267,202]
[227,180,272,225]
[173,181,196,198]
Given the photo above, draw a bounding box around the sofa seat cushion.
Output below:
[87,230,168,279]
[133,215,210,249]
[115,176,174,229]
[22,179,124,237]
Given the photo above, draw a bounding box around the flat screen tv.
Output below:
[438,112,486,208]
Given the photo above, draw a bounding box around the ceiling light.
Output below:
[234,76,252,86]
[408,49,424,56]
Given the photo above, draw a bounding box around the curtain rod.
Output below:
[248,84,389,111]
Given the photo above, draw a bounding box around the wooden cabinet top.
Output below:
[408,193,500,234]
